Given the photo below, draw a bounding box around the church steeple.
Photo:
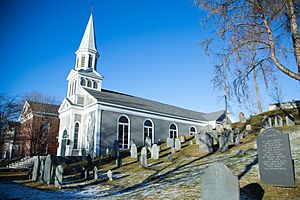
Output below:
[75,14,99,71]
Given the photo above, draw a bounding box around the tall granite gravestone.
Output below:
[31,156,40,181]
[145,136,152,150]
[199,133,213,153]
[286,114,295,126]
[227,130,234,145]
[201,162,239,200]
[113,140,120,158]
[257,128,295,187]
[43,154,52,184]
[174,138,181,151]
[107,170,113,181]
[151,144,159,159]
[54,165,64,189]
[140,147,148,168]
[274,115,283,127]
[166,137,174,148]
[130,143,138,159]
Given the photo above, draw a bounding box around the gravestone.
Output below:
[246,124,251,131]
[195,133,200,145]
[174,138,181,151]
[219,134,228,152]
[274,115,283,127]
[211,130,218,145]
[106,148,110,156]
[94,166,98,180]
[151,144,159,159]
[199,133,213,153]
[227,130,234,145]
[180,136,186,143]
[167,153,173,161]
[286,114,295,126]
[107,170,113,181]
[43,154,52,184]
[262,115,271,128]
[113,140,120,158]
[171,147,176,154]
[216,124,223,133]
[115,158,122,168]
[189,140,193,145]
[130,143,138,159]
[54,165,64,189]
[140,147,148,168]
[166,137,174,148]
[201,162,239,200]
[31,156,40,181]
[38,157,45,183]
[257,128,295,187]
[145,136,152,150]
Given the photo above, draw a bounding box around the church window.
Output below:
[81,55,85,67]
[73,123,79,149]
[94,57,97,70]
[88,55,93,68]
[81,78,86,86]
[87,80,92,87]
[118,116,130,149]
[190,126,196,135]
[169,123,178,138]
[61,130,67,156]
[41,122,50,135]
[93,81,98,89]
[144,119,154,144]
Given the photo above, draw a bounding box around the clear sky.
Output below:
[0,0,299,119]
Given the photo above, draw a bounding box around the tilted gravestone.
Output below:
[257,128,295,187]
[227,130,234,145]
[54,165,64,189]
[199,133,213,153]
[107,170,113,181]
[130,143,138,159]
[210,130,218,145]
[113,140,120,158]
[286,114,295,126]
[151,144,159,159]
[167,153,173,162]
[31,156,40,181]
[174,138,181,151]
[94,166,98,180]
[201,162,239,200]
[140,147,148,168]
[166,137,174,148]
[145,136,152,150]
[43,154,52,184]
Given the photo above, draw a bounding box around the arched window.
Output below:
[87,80,92,87]
[81,78,86,86]
[88,55,93,68]
[169,123,178,138]
[81,55,85,67]
[93,81,98,89]
[118,116,130,149]
[41,122,50,135]
[61,130,67,156]
[190,126,197,135]
[73,123,79,149]
[144,119,154,144]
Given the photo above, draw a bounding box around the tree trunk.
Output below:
[253,67,263,113]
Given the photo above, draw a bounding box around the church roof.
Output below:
[84,88,225,122]
[76,14,97,54]
[27,101,59,116]
[204,110,226,121]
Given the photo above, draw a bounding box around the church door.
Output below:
[61,130,67,156]
[118,116,129,149]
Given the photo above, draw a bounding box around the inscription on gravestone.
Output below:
[257,128,295,187]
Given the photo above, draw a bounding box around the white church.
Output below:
[57,15,226,157]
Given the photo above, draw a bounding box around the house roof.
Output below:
[84,88,225,122]
[27,101,59,116]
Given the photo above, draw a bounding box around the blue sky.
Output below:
[0,0,299,118]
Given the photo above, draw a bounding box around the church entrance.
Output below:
[118,116,130,149]
[61,130,67,156]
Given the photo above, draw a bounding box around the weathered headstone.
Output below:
[227,130,234,145]
[113,140,120,158]
[140,147,148,168]
[257,128,295,187]
[219,134,228,152]
[106,148,110,156]
[201,162,239,200]
[285,114,295,126]
[130,143,138,159]
[54,165,64,189]
[43,154,52,184]
[151,144,159,159]
[171,147,176,154]
[94,166,98,180]
[211,130,218,145]
[189,140,193,145]
[145,136,152,150]
[246,124,251,131]
[274,115,283,127]
[195,133,200,145]
[166,137,174,148]
[115,158,122,168]
[235,134,241,145]
[262,115,271,128]
[167,153,173,161]
[39,157,45,183]
[107,170,113,181]
[199,133,213,153]
[31,156,40,181]
[174,138,181,151]
[180,136,186,143]
[216,124,223,133]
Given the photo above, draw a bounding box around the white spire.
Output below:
[76,14,98,55]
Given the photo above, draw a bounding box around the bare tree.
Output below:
[197,0,300,81]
